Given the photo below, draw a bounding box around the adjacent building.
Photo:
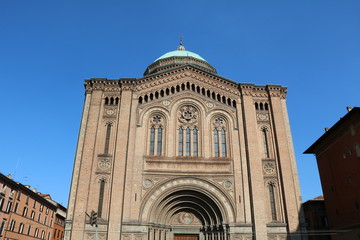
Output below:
[0,173,66,240]
[302,196,330,240]
[65,43,306,240]
[305,107,360,240]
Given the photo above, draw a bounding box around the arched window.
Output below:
[104,123,112,154]
[221,129,227,157]
[213,117,228,157]
[149,126,155,155]
[18,222,24,234]
[186,127,191,156]
[149,115,165,156]
[178,127,184,156]
[193,128,198,157]
[268,182,277,221]
[178,105,200,157]
[23,206,28,217]
[262,128,270,158]
[98,178,106,218]
[214,129,220,157]
[157,127,163,155]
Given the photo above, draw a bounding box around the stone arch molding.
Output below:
[139,177,236,224]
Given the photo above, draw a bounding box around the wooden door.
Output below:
[174,235,199,240]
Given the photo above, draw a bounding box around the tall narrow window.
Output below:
[269,182,277,221]
[186,127,191,156]
[262,128,270,158]
[98,179,105,218]
[27,225,31,235]
[193,128,198,156]
[9,220,16,231]
[178,105,200,157]
[19,223,24,234]
[157,127,163,155]
[149,115,164,156]
[179,127,183,156]
[149,126,155,155]
[214,129,219,157]
[221,129,227,157]
[104,124,111,154]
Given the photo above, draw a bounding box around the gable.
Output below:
[135,66,239,109]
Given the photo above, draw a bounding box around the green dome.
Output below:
[143,43,217,76]
[155,50,206,62]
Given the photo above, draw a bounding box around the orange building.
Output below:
[0,173,66,240]
[305,107,360,240]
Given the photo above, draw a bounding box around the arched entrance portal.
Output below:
[140,178,235,240]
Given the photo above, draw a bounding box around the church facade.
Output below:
[65,44,305,240]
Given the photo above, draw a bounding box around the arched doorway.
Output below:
[140,178,235,240]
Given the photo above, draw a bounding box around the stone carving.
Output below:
[98,159,111,170]
[263,161,276,175]
[178,105,198,125]
[213,117,226,129]
[162,100,170,106]
[257,113,269,122]
[104,108,116,116]
[150,115,163,127]
[223,180,233,189]
[143,179,153,188]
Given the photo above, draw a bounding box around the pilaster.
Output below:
[239,83,267,239]
[107,81,134,239]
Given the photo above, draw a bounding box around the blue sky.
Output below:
[0,0,359,206]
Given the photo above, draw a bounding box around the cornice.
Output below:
[239,84,287,99]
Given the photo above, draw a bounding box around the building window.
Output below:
[17,191,21,200]
[149,115,165,156]
[214,129,220,157]
[356,143,360,158]
[0,196,4,211]
[23,207,28,217]
[98,178,106,218]
[104,123,112,154]
[38,213,41,222]
[157,127,163,155]
[149,126,155,155]
[193,128,198,156]
[213,117,228,157]
[221,129,227,157]
[262,128,270,158]
[27,225,32,235]
[186,127,191,156]
[5,201,12,213]
[0,219,6,236]
[268,182,277,221]
[33,200,37,208]
[25,195,29,204]
[41,230,45,239]
[178,105,200,157]
[13,202,18,213]
[40,204,44,212]
[178,127,184,156]
[9,220,16,231]
[18,222,24,234]
[31,210,35,219]
[34,228,39,238]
